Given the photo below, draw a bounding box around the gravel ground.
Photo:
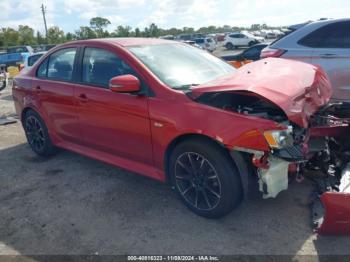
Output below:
[1,79,350,257]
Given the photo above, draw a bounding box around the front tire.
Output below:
[23,110,57,156]
[170,139,243,218]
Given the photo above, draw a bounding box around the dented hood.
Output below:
[191,58,332,128]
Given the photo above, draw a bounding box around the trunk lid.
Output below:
[191,58,332,128]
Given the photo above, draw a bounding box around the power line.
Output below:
[41,4,48,37]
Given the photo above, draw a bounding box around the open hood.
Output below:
[191,58,332,128]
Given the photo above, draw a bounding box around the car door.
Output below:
[228,34,239,46]
[35,47,82,144]
[306,21,350,101]
[74,46,153,165]
[239,34,249,46]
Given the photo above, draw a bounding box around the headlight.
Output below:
[263,127,293,149]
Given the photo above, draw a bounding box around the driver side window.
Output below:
[82,47,136,88]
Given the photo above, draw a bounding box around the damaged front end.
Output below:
[189,58,350,234]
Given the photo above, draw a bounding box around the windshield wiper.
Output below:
[173,83,200,90]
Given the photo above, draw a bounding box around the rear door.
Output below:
[35,47,82,144]
[299,21,350,101]
[74,46,153,165]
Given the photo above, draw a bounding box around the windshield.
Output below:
[128,44,235,89]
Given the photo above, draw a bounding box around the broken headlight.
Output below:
[263,127,293,149]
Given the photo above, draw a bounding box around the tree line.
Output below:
[0,17,283,48]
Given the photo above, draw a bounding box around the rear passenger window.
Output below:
[47,48,77,81]
[299,21,350,48]
[82,47,136,88]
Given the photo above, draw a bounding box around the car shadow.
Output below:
[1,143,350,257]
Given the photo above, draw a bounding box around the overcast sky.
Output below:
[1,0,349,33]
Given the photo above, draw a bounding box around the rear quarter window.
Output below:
[298,21,350,48]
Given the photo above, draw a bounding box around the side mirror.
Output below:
[109,74,141,93]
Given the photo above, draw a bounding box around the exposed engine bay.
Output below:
[195,91,350,234]
[195,91,288,123]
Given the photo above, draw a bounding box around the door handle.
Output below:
[320,54,338,58]
[78,93,88,102]
[35,86,41,93]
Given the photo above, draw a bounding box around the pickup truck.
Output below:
[0,46,33,68]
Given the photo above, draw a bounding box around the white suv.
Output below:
[224,33,259,50]
[261,18,350,101]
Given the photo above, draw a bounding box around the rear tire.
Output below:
[169,139,243,218]
[23,110,58,156]
[225,42,234,50]
[248,41,255,47]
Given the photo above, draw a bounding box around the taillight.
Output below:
[260,48,286,59]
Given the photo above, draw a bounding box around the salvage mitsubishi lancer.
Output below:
[13,38,350,234]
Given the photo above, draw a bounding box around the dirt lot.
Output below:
[1,83,350,256]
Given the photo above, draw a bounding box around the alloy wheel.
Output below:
[175,152,222,211]
[25,116,46,152]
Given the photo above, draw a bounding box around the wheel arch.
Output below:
[163,133,253,195]
[21,106,41,124]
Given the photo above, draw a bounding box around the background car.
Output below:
[22,51,46,69]
[194,37,216,52]
[221,43,268,62]
[224,32,260,50]
[0,45,33,68]
[261,18,350,101]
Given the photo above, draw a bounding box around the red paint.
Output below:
[191,58,332,128]
[110,74,141,93]
[318,192,350,235]
[252,154,269,169]
[13,39,331,182]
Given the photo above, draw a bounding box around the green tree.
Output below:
[90,17,111,37]
[75,26,96,39]
[1,28,19,46]
[114,25,132,37]
[134,27,141,37]
[47,26,65,44]
[149,23,159,37]
[182,27,195,34]
[36,31,45,45]
[65,32,74,41]
[18,25,36,45]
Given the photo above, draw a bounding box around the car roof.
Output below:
[270,18,350,48]
[29,51,46,56]
[307,18,350,27]
[62,37,174,47]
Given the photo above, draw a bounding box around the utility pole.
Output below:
[41,4,48,38]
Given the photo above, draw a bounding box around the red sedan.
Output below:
[13,38,350,228]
